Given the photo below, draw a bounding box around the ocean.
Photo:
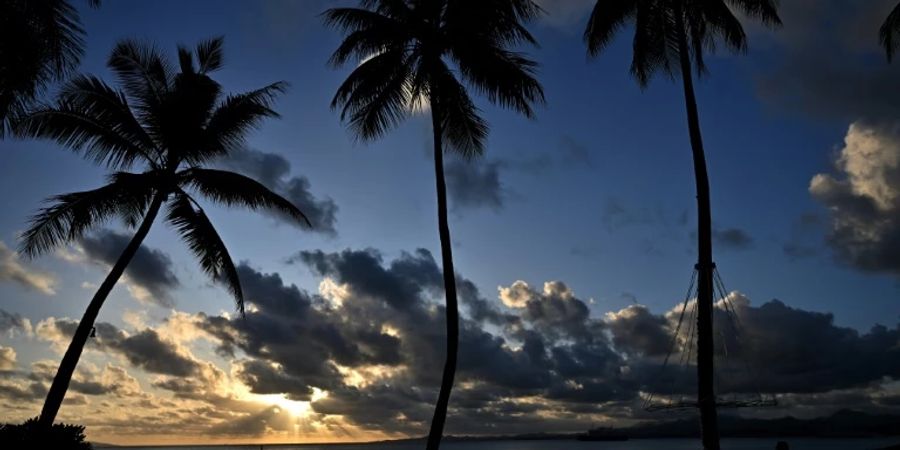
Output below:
[116,438,900,450]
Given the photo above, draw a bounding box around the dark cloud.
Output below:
[782,242,819,260]
[220,148,338,234]
[810,122,900,274]
[782,213,823,261]
[600,198,686,233]
[444,159,505,213]
[442,137,595,214]
[10,245,900,436]
[755,0,900,123]
[559,135,594,168]
[712,227,754,251]
[0,309,30,336]
[196,251,637,434]
[80,230,179,307]
[37,317,200,377]
[605,305,671,357]
[688,226,754,252]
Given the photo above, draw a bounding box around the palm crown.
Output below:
[14,37,309,313]
[584,0,780,86]
[324,0,545,156]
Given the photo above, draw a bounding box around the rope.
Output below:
[642,268,697,411]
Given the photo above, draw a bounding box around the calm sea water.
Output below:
[115,438,900,450]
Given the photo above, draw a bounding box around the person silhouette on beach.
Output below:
[776,441,790,450]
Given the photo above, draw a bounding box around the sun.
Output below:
[260,394,310,417]
[256,389,328,418]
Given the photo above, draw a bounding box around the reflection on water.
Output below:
[115,438,900,450]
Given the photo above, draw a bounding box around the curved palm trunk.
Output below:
[425,99,460,450]
[675,15,721,450]
[38,193,166,429]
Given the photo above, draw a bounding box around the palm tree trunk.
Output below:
[675,12,721,450]
[425,97,460,450]
[38,193,166,429]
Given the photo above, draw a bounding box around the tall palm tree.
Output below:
[880,2,900,61]
[324,1,544,448]
[584,1,779,449]
[0,0,99,136]
[13,37,310,428]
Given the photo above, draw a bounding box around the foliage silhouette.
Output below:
[324,1,544,448]
[0,417,93,450]
[584,0,779,449]
[880,2,900,61]
[0,0,99,136]
[13,36,310,429]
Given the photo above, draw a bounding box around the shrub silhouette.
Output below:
[0,418,93,450]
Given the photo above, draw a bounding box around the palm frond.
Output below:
[726,0,781,27]
[451,44,544,118]
[432,64,488,158]
[196,36,224,74]
[178,168,310,227]
[198,82,287,163]
[331,49,413,140]
[19,172,157,257]
[107,39,172,107]
[56,74,159,163]
[14,99,157,170]
[881,2,900,62]
[0,0,89,136]
[445,0,540,47]
[584,0,638,56]
[630,1,675,86]
[177,46,195,74]
[166,192,244,313]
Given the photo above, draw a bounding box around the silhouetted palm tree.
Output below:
[0,0,99,136]
[584,1,779,449]
[13,37,310,428]
[880,2,900,61]
[324,1,544,448]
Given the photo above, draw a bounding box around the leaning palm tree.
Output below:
[880,2,900,61]
[13,37,310,428]
[324,1,544,448]
[584,1,779,449]
[0,0,99,136]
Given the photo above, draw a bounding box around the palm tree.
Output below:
[0,0,99,136]
[584,1,779,449]
[323,1,544,448]
[880,2,900,61]
[13,37,310,428]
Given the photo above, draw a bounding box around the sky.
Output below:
[1,0,900,445]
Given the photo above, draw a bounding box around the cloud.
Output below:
[534,0,594,28]
[755,0,900,123]
[219,148,338,234]
[0,309,32,338]
[79,230,180,306]
[36,317,201,377]
[5,247,900,440]
[810,121,900,274]
[191,249,900,434]
[605,305,671,357]
[712,227,754,251]
[445,159,505,213]
[443,136,596,214]
[0,241,57,295]
[0,346,16,370]
[558,135,594,168]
